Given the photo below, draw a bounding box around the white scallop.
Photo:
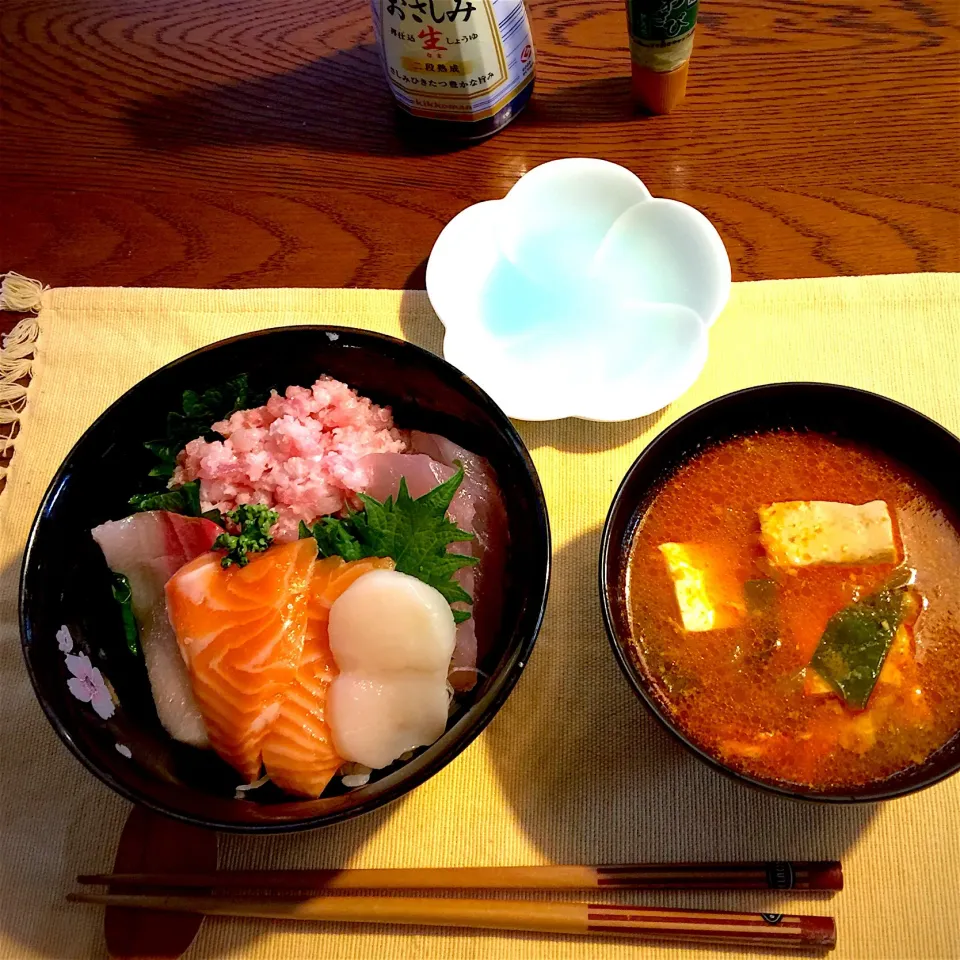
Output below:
[328,674,450,771]
[326,570,456,770]
[328,570,455,674]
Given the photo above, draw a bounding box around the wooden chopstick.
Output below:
[77,860,842,892]
[67,892,837,950]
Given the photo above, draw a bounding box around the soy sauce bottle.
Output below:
[372,0,536,142]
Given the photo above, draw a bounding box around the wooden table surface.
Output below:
[2,0,959,290]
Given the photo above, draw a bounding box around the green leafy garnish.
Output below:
[110,574,140,656]
[214,504,279,568]
[810,577,909,709]
[143,374,260,479]
[301,465,478,623]
[129,375,266,521]
[128,479,224,525]
[129,479,203,516]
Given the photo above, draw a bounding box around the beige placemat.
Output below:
[1,276,958,960]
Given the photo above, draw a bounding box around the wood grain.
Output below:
[70,892,838,951]
[77,861,845,892]
[1,0,958,291]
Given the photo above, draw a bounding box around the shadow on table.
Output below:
[123,43,468,158]
[484,527,877,886]
[123,45,643,159]
[0,543,397,960]
[515,412,665,456]
[519,75,639,126]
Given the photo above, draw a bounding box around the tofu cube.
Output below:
[758,500,896,568]
[658,543,746,632]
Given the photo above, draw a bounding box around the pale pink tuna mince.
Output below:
[172,377,406,542]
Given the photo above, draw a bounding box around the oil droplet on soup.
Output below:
[626,431,960,790]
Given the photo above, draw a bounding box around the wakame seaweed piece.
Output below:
[810,583,907,709]
[744,577,781,660]
[744,578,777,613]
[110,574,140,656]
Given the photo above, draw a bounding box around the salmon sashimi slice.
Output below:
[262,555,395,797]
[165,539,317,782]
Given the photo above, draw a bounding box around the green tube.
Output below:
[625,0,700,113]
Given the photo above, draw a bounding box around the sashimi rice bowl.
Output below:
[21,328,550,830]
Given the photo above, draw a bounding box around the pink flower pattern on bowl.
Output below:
[59,630,116,720]
[56,624,73,653]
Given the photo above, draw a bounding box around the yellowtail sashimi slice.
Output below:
[91,511,222,747]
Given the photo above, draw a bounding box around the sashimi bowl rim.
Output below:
[599,381,960,804]
[20,324,552,832]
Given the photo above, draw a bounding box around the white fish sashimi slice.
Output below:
[446,559,477,690]
[357,451,476,538]
[327,569,456,770]
[91,511,221,748]
[139,606,210,747]
[357,450,481,689]
[90,513,222,581]
[358,451,451,498]
[408,431,493,544]
[407,433,509,692]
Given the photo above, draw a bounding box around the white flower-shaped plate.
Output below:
[426,158,731,422]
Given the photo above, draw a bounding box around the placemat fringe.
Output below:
[0,271,46,481]
[0,271,47,313]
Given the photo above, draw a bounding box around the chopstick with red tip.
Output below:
[67,892,837,951]
[77,860,842,893]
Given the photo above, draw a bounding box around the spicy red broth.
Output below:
[626,431,960,790]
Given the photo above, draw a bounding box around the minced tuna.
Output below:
[172,377,405,542]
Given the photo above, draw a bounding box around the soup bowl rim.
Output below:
[600,380,960,803]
